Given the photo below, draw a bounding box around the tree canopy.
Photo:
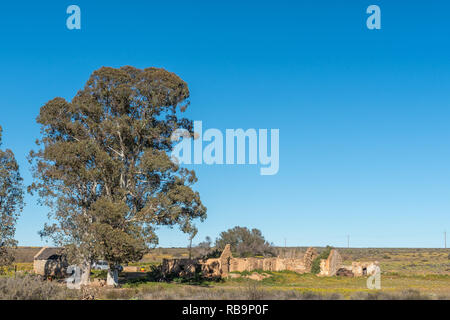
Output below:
[215,226,275,257]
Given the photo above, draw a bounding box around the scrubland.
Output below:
[1,247,449,300]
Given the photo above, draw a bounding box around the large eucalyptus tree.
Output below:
[30,66,206,285]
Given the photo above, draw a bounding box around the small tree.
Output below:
[195,236,213,258]
[215,226,276,257]
[0,126,24,269]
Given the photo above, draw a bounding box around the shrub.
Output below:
[103,288,137,300]
[243,282,265,300]
[0,275,77,300]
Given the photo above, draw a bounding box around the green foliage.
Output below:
[230,269,274,277]
[90,270,108,279]
[310,246,333,274]
[215,226,276,257]
[124,264,221,287]
[0,125,24,268]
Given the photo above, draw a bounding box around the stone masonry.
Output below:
[162,245,379,279]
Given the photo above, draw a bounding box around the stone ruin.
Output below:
[33,247,68,278]
[317,249,380,277]
[318,249,343,276]
[162,245,319,279]
[349,261,381,277]
[161,245,380,279]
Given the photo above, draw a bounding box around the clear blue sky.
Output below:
[0,1,449,248]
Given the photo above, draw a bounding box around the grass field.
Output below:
[115,247,450,300]
[5,246,449,300]
[117,272,450,300]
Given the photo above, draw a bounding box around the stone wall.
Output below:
[161,246,379,279]
[228,257,308,273]
[161,245,318,279]
[318,250,380,277]
[218,245,317,275]
[33,258,68,277]
[303,247,318,271]
[318,249,343,276]
[161,258,200,278]
[350,261,380,277]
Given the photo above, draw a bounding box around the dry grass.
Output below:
[0,275,80,300]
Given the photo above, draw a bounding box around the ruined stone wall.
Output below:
[318,250,380,277]
[33,259,47,276]
[303,247,318,271]
[201,258,222,278]
[33,259,68,277]
[318,249,343,276]
[161,246,317,278]
[351,261,380,277]
[228,257,308,273]
[219,244,232,276]
[207,246,317,276]
[161,258,200,278]
[161,246,378,279]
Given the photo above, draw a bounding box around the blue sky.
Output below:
[0,1,449,248]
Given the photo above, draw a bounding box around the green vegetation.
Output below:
[215,226,276,257]
[310,246,333,274]
[0,126,24,270]
[116,270,450,300]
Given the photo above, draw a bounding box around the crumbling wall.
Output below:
[161,245,379,279]
[303,247,318,272]
[318,249,342,276]
[209,246,317,275]
[161,258,200,278]
[201,258,222,278]
[351,261,380,277]
[318,250,380,277]
[219,244,232,276]
[33,258,68,277]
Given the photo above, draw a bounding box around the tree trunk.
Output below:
[107,266,119,287]
[79,259,91,286]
